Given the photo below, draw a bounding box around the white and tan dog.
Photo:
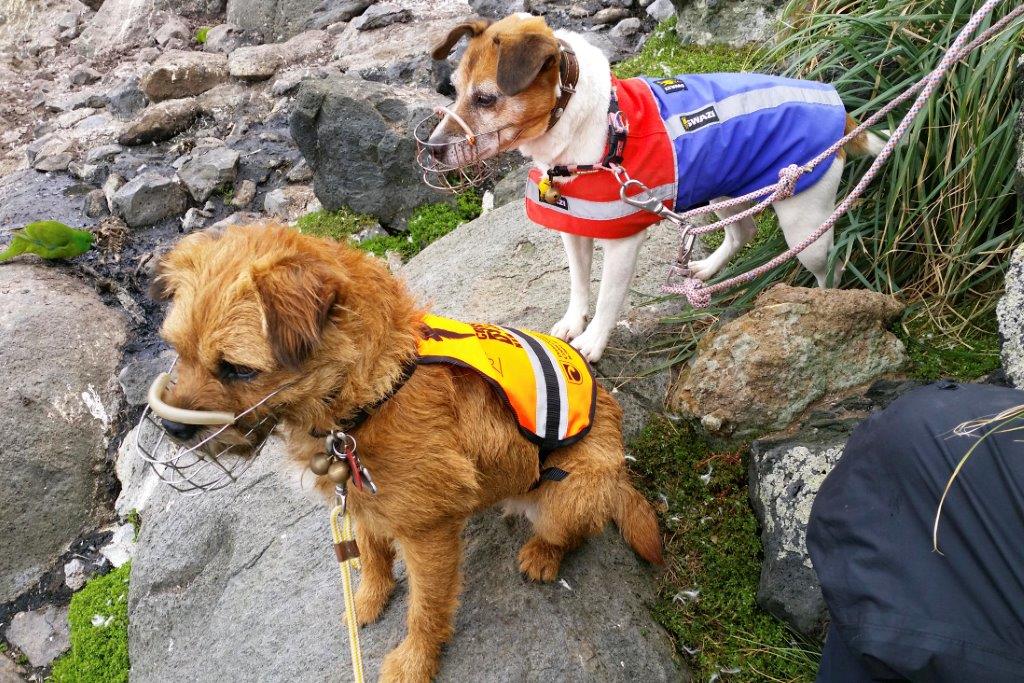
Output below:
[429,14,884,362]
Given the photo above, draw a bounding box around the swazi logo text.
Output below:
[654,77,687,93]
[679,105,719,132]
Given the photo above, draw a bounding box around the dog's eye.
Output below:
[473,93,498,108]
[218,361,260,382]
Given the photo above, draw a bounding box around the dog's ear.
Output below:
[495,30,559,96]
[149,254,177,302]
[251,254,339,370]
[431,18,493,60]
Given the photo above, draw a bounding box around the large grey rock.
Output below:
[153,0,228,16]
[0,266,125,603]
[351,2,412,31]
[748,379,923,637]
[75,0,160,55]
[998,243,1024,386]
[226,31,330,80]
[178,147,240,202]
[750,430,844,638]
[105,78,149,121]
[203,23,244,53]
[0,655,22,682]
[670,285,907,439]
[0,170,98,236]
[492,162,532,208]
[226,0,324,41]
[118,350,175,407]
[153,13,189,46]
[118,98,201,145]
[129,448,685,682]
[647,0,674,22]
[227,44,285,80]
[112,172,189,226]
[331,0,470,83]
[402,202,690,437]
[307,0,375,30]
[140,50,229,102]
[289,74,447,227]
[671,0,785,46]
[4,605,70,667]
[469,0,526,18]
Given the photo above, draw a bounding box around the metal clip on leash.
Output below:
[612,164,698,282]
[321,429,380,683]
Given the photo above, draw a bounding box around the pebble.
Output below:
[70,65,101,86]
[64,558,89,590]
[591,7,631,24]
[84,188,109,218]
[4,605,70,668]
[99,524,136,568]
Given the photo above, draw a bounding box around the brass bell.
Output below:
[327,460,351,484]
[309,453,332,476]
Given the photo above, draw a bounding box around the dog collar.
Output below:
[538,90,629,200]
[546,39,579,132]
[310,359,418,439]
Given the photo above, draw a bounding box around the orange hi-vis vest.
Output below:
[417,314,596,456]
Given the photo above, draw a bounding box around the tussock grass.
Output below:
[765,0,1023,340]
[649,6,1022,374]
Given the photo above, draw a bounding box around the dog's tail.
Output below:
[612,478,664,566]
[843,114,888,157]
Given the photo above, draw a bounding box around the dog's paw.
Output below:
[569,327,609,363]
[518,538,564,582]
[551,313,587,342]
[686,257,721,282]
[379,641,437,683]
[354,578,395,626]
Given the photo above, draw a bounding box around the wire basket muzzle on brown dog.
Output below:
[133,359,280,495]
[413,108,505,193]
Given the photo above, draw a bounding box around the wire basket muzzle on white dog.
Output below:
[133,359,280,495]
[413,107,510,193]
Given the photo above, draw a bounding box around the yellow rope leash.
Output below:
[330,502,365,683]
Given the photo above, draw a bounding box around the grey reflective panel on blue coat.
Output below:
[642,73,848,210]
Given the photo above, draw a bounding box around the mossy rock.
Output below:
[49,563,130,683]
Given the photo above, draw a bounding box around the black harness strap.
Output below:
[546,90,628,182]
[310,360,418,438]
[529,467,570,491]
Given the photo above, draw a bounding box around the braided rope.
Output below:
[663,0,1024,307]
[331,504,365,683]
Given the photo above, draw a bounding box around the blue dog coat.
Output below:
[525,73,848,238]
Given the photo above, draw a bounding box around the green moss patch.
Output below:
[295,192,482,262]
[613,19,754,80]
[294,207,379,242]
[49,563,130,683]
[900,324,1001,382]
[194,26,210,44]
[629,420,820,681]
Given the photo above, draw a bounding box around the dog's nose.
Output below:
[429,141,448,161]
[161,418,199,441]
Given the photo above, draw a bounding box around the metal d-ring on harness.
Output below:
[605,0,1024,310]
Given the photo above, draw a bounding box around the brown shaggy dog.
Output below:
[152,223,663,682]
